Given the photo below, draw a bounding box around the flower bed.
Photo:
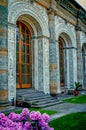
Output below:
[0,108,54,130]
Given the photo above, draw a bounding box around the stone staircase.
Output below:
[16,89,63,108]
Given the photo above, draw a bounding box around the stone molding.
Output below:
[55,23,76,47]
[8,1,49,37]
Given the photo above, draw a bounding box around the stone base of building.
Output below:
[0,101,15,113]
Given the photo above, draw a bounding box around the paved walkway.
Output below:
[45,102,86,121]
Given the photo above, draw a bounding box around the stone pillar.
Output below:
[38,37,44,92]
[33,36,49,93]
[68,47,77,88]
[48,11,60,94]
[42,37,49,94]
[68,48,74,88]
[32,36,38,90]
[0,0,9,110]
[64,48,70,89]
[72,47,77,84]
[76,30,83,84]
[8,23,16,103]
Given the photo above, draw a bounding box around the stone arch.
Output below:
[8,1,50,101]
[55,23,76,47]
[56,23,77,90]
[18,15,37,36]
[8,1,49,37]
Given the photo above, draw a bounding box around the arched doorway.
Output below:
[58,32,76,92]
[16,22,32,88]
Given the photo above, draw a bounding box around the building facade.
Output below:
[0,0,86,109]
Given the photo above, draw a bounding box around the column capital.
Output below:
[37,35,49,39]
[32,35,37,39]
[8,23,16,28]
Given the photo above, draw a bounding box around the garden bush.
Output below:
[0,108,54,130]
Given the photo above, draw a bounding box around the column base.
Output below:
[0,101,15,112]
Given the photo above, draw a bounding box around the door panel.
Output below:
[16,22,32,88]
[59,38,64,87]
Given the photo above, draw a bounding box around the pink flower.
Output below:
[0,113,5,119]
[20,108,29,121]
[30,111,41,121]
[21,108,29,115]
[0,108,54,130]
[42,113,50,123]
[23,121,31,129]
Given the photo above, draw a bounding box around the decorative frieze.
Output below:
[55,0,86,25]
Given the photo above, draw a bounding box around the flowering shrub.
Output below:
[0,108,54,130]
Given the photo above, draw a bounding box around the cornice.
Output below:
[55,0,86,25]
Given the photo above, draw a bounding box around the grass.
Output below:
[6,107,57,116]
[63,94,86,104]
[29,108,57,115]
[49,112,86,130]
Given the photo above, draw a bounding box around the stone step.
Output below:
[23,97,57,105]
[16,89,62,108]
[31,101,64,108]
[17,95,51,101]
[26,97,56,102]
[17,92,45,98]
[32,99,58,105]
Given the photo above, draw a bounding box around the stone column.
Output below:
[32,36,38,90]
[42,37,49,94]
[63,48,70,89]
[37,37,44,92]
[37,36,50,93]
[76,30,83,84]
[0,1,9,110]
[72,47,77,84]
[68,47,77,88]
[48,10,60,95]
[8,23,16,103]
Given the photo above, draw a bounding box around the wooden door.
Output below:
[59,38,64,87]
[16,22,32,88]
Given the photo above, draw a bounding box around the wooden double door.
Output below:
[16,22,32,88]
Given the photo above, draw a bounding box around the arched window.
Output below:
[16,22,32,88]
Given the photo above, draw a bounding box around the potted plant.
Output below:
[74,82,82,96]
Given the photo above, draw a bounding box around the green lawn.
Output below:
[63,94,86,104]
[6,108,57,116]
[29,108,57,115]
[49,112,86,130]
